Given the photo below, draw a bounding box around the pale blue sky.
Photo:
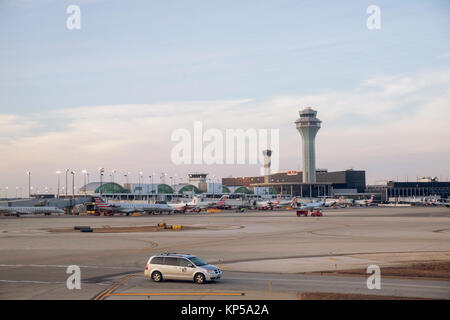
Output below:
[0,0,449,191]
[1,0,449,113]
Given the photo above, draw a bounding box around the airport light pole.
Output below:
[26,171,31,198]
[99,168,105,195]
[139,171,143,196]
[124,172,130,185]
[65,169,69,196]
[71,171,76,198]
[5,186,8,199]
[56,170,61,198]
[160,172,167,184]
[111,170,116,183]
[149,175,155,200]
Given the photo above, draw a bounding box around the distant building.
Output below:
[418,176,439,183]
[188,173,208,192]
[222,169,366,197]
[366,180,450,202]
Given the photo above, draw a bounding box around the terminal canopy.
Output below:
[234,186,252,194]
[80,182,127,194]
[178,184,201,194]
[158,184,174,194]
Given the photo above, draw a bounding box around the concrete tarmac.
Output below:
[0,206,449,299]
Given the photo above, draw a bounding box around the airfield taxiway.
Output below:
[0,206,449,299]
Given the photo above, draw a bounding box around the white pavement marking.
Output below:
[0,279,111,285]
[0,264,134,270]
[0,280,65,284]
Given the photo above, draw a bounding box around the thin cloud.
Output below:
[0,70,449,188]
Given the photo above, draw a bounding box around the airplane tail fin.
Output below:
[93,196,110,208]
[290,197,298,206]
[217,195,228,205]
[273,194,280,204]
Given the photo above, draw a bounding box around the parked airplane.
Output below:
[299,199,327,211]
[255,195,281,209]
[256,195,297,209]
[272,195,298,207]
[428,196,449,207]
[354,195,374,206]
[323,197,344,207]
[189,195,228,210]
[0,206,64,217]
[93,197,173,214]
[167,202,188,213]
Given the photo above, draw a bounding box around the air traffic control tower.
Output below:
[295,107,322,183]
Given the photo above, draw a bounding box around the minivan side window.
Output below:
[151,257,163,264]
[177,258,192,267]
[164,257,178,266]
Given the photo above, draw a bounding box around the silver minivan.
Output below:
[144,253,222,284]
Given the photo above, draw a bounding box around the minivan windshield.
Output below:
[188,256,207,266]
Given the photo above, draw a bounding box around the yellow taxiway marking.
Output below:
[107,292,245,297]
[328,257,339,261]
[93,274,137,300]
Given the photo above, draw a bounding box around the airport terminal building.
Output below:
[222,169,366,197]
[366,180,450,202]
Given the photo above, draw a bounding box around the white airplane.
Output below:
[299,200,326,211]
[320,197,344,207]
[189,195,228,210]
[256,195,297,209]
[354,195,374,206]
[167,201,189,213]
[428,196,449,207]
[0,206,64,217]
[272,195,298,207]
[93,197,173,214]
[255,195,279,209]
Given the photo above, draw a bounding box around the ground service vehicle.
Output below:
[144,253,222,284]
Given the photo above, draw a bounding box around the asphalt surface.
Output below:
[0,265,448,300]
[0,206,449,299]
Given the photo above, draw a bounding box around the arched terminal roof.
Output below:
[80,182,127,194]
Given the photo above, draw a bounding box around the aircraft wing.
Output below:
[0,207,18,214]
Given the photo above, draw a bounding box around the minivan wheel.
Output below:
[194,273,206,284]
[151,271,163,282]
